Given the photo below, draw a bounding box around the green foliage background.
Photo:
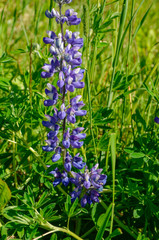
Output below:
[0,0,159,239]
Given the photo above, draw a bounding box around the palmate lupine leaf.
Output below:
[0,179,11,209]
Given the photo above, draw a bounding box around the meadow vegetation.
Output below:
[0,0,159,239]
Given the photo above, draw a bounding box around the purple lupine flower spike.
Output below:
[42,0,107,207]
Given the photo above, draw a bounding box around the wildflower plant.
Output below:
[41,0,107,207]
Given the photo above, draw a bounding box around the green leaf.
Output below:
[43,203,56,213]
[36,191,50,208]
[98,133,109,151]
[98,20,113,30]
[0,53,15,63]
[1,225,8,240]
[132,4,152,40]
[50,233,58,240]
[124,148,134,154]
[0,179,11,209]
[17,228,24,238]
[65,195,71,215]
[95,204,112,240]
[130,152,145,159]
[133,207,143,219]
[69,198,79,217]
[105,228,122,239]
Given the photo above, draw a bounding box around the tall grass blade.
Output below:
[85,71,97,161]
[132,4,152,40]
[108,0,128,108]
[112,0,128,67]
[95,203,112,240]
[109,133,116,235]
[118,0,145,58]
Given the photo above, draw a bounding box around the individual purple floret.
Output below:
[65,9,81,26]
[57,71,65,88]
[52,147,62,162]
[62,129,70,148]
[64,152,86,172]
[67,96,87,123]
[42,137,58,152]
[64,152,72,171]
[65,30,83,48]
[42,115,58,129]
[72,153,86,169]
[41,57,60,78]
[44,83,58,106]
[70,128,86,148]
[45,7,81,26]
[43,31,57,44]
[58,103,66,120]
[50,168,69,187]
[47,124,60,138]
[154,117,159,124]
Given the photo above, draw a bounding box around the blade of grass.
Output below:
[100,200,137,239]
[132,4,152,40]
[107,0,146,108]
[107,0,128,108]
[21,21,29,46]
[109,133,116,235]
[120,0,135,140]
[85,71,97,161]
[95,203,112,240]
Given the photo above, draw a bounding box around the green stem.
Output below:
[39,221,84,240]
[86,71,98,162]
[120,0,135,140]
[81,226,96,238]
[49,0,53,30]
[75,218,81,236]
[13,132,18,189]
[109,133,116,234]
[107,0,128,108]
[105,131,111,171]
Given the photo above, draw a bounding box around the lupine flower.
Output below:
[52,147,62,162]
[154,117,159,124]
[57,71,65,88]
[43,31,57,44]
[58,103,66,120]
[50,168,69,187]
[70,127,86,148]
[69,164,107,207]
[45,7,80,26]
[64,152,86,172]
[42,136,58,152]
[65,9,81,25]
[42,0,107,207]
[44,83,58,106]
[66,96,87,123]
[62,129,70,148]
[41,58,60,78]
[42,115,58,129]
